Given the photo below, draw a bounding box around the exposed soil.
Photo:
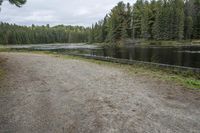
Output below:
[0,52,200,133]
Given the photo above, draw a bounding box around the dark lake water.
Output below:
[5,43,200,69]
[96,46,200,68]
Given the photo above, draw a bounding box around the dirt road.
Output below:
[0,52,200,133]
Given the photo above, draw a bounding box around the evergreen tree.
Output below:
[133,0,144,38]
[184,0,193,39]
[141,1,150,39]
[192,0,200,39]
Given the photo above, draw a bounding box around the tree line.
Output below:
[1,0,200,45]
[89,0,200,43]
[0,23,90,44]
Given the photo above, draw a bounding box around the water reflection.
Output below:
[54,45,200,68]
[7,43,200,68]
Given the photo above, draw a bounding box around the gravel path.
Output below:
[0,52,200,133]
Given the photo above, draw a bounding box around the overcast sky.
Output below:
[0,0,134,27]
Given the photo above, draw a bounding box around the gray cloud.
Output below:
[0,0,133,26]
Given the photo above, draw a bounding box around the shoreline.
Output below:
[1,49,199,90]
[0,40,200,47]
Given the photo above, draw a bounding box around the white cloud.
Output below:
[24,11,57,22]
[0,0,134,26]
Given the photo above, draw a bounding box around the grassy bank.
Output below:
[0,48,200,90]
[90,40,200,47]
[140,40,192,46]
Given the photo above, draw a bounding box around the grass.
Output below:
[0,48,200,90]
[138,40,200,46]
[139,40,192,46]
[92,40,200,47]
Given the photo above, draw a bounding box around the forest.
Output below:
[0,0,200,45]
[0,23,89,44]
[89,0,200,43]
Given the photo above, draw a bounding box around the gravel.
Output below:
[0,52,200,133]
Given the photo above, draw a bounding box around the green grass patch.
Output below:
[185,79,200,89]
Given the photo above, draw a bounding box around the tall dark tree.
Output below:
[132,0,144,38]
[192,0,200,39]
[184,0,193,39]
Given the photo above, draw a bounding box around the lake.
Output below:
[4,43,200,69]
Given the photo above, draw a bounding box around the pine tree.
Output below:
[133,0,144,38]
[192,0,200,39]
[173,0,185,40]
[141,1,150,39]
